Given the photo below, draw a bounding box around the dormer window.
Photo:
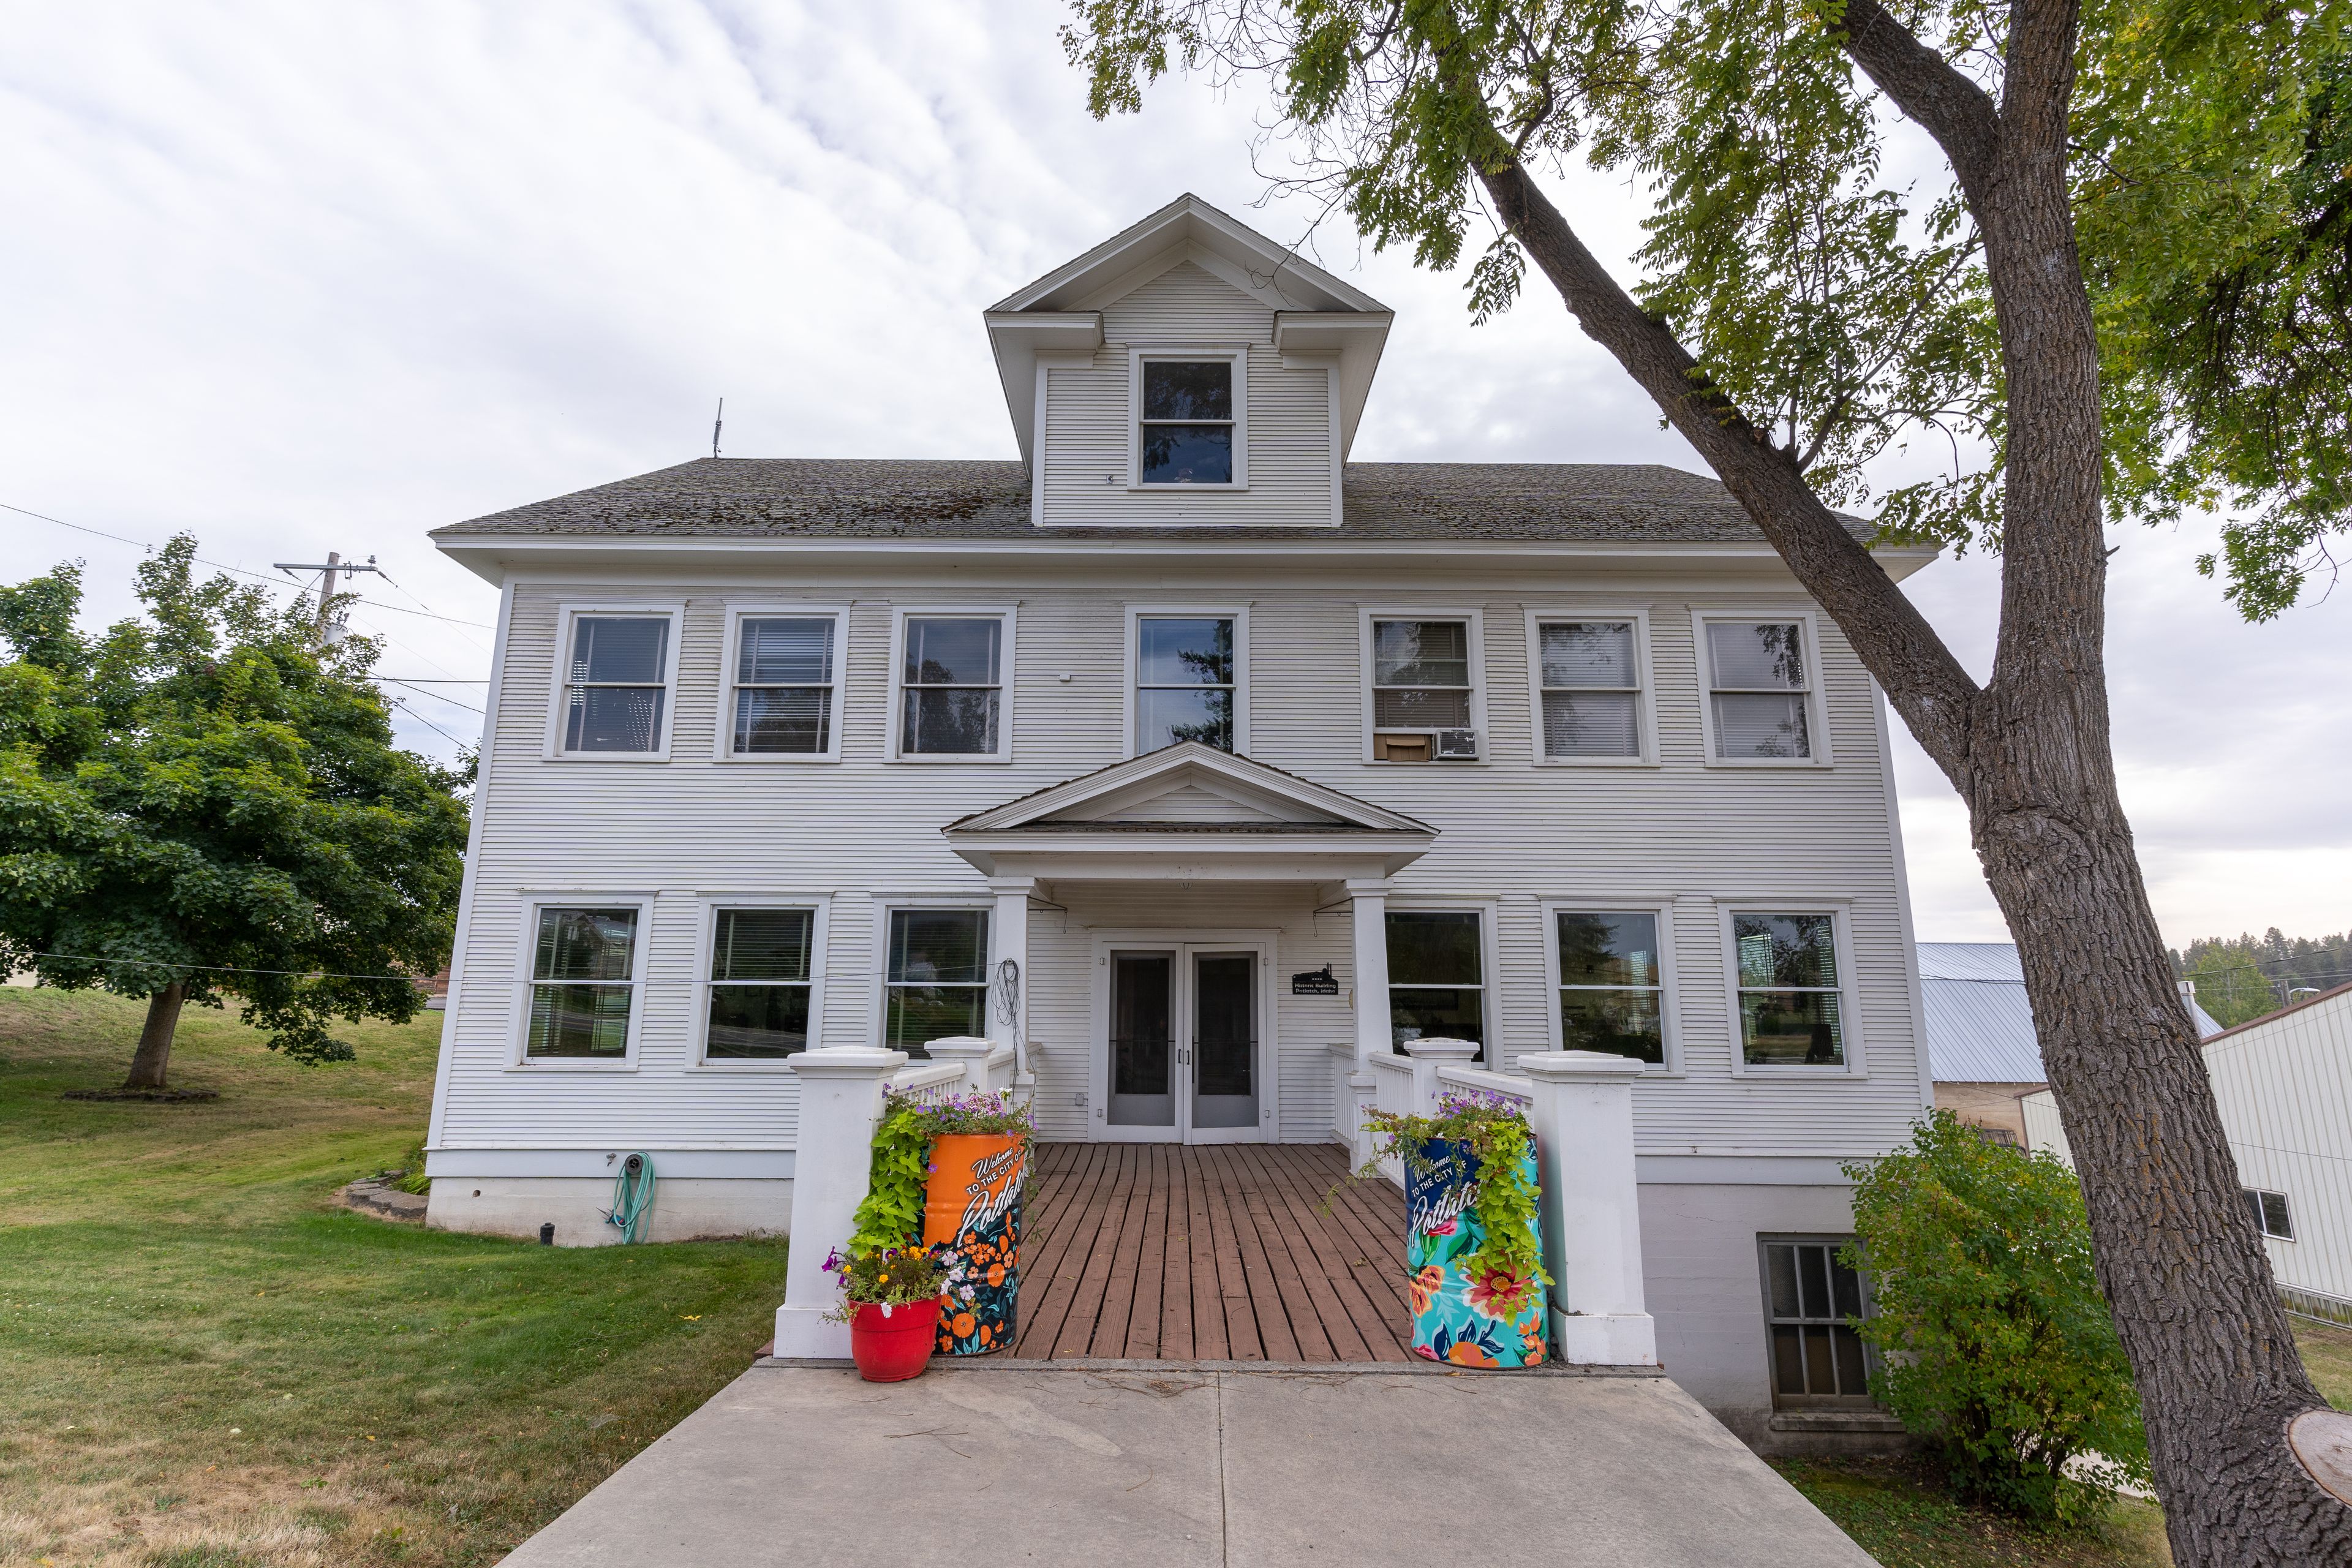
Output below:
[1137,356,1240,485]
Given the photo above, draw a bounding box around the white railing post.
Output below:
[1401,1037,1479,1115]
[922,1036,994,1095]
[1520,1050,1657,1366]
[773,1045,906,1358]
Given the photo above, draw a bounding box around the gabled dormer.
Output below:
[986,194,1393,529]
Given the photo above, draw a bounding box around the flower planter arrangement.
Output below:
[829,1086,1033,1379]
[1362,1090,1550,1368]
[824,1246,947,1382]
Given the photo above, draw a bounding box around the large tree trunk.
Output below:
[124,982,184,1090]
[1478,70,2352,1555]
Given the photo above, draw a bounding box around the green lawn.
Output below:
[1776,1456,2173,1568]
[0,987,786,1567]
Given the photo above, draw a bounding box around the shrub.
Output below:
[1844,1110,2149,1522]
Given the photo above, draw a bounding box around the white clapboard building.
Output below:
[423,194,1940,1445]
[2026,983,2352,1323]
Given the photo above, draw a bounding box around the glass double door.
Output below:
[1106,944,1265,1142]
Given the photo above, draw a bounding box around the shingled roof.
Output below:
[432,456,1877,545]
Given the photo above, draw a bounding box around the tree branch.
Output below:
[1838,0,2001,201]
[1479,157,1983,771]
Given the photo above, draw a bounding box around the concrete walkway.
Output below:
[501,1360,1875,1567]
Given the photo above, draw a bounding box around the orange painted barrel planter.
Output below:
[922,1132,1029,1355]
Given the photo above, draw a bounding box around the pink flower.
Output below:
[1425,1219,1458,1237]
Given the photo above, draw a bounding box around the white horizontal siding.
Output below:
[1041,262,1334,528]
[437,569,1929,1166]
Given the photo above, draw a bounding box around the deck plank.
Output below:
[1128,1146,1173,1359]
[1259,1147,1411,1360]
[1183,1144,1228,1360]
[1203,1145,1303,1362]
[1093,1144,1156,1356]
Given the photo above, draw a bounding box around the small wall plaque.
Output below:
[1291,965,1340,996]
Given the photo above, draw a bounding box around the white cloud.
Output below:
[1,0,2342,947]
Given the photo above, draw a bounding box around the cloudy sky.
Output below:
[3,1,2343,949]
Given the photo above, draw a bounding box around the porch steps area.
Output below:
[1011,1142,1415,1362]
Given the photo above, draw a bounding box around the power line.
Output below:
[390,695,475,750]
[378,677,484,714]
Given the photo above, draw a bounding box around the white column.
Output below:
[1401,1036,1479,1115]
[1520,1050,1657,1366]
[988,876,1034,1081]
[1346,880,1392,1167]
[772,1045,905,1359]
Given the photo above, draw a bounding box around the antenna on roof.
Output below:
[711,398,724,459]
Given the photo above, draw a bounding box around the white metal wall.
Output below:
[430,558,1929,1170]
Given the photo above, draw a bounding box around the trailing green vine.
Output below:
[842,1087,1034,1263]
[1359,1090,1551,1289]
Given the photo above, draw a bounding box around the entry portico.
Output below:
[943,741,1433,1148]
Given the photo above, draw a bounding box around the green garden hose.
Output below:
[605,1152,655,1243]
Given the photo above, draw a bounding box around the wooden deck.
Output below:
[1009,1142,1415,1362]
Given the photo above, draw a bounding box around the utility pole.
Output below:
[272,552,380,646]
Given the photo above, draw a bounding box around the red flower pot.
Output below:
[849,1297,943,1383]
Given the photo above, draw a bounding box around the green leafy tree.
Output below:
[1060,0,2350,1556]
[0,538,470,1087]
[1846,1112,2150,1521]
[2180,938,2283,1028]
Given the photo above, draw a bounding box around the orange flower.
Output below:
[1447,1340,1499,1368]
[979,1324,993,1344]
[952,1312,977,1338]
[1408,1264,1444,1317]
[987,1262,1006,1287]
[1520,1322,1547,1362]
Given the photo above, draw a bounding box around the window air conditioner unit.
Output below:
[1434,728,1480,760]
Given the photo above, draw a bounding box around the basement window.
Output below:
[2245,1188,2295,1240]
[1760,1237,1875,1409]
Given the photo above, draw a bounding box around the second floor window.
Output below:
[1371,618,1477,761]
[731,617,837,756]
[1707,620,1814,760]
[1537,620,1642,758]
[562,616,671,753]
[1136,616,1235,752]
[900,616,1003,756]
[1139,360,1234,484]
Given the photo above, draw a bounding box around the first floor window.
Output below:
[1734,912,1844,1066]
[901,617,1003,755]
[1762,1238,1872,1407]
[563,616,671,753]
[1136,616,1235,752]
[1371,618,1476,761]
[1537,621,1642,758]
[732,617,836,755]
[1706,620,1812,760]
[884,908,989,1057]
[704,908,815,1059]
[1556,911,1665,1063]
[1387,910,1483,1058]
[2245,1188,2295,1240]
[526,907,639,1058]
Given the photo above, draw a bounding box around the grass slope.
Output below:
[0,988,785,1567]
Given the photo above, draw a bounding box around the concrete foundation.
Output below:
[424,1176,790,1246]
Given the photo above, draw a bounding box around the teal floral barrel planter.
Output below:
[1404,1137,1548,1367]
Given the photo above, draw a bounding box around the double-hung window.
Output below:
[1369,617,1479,762]
[898,616,1005,758]
[2245,1188,2295,1240]
[1137,360,1236,484]
[1134,615,1236,753]
[1555,911,1667,1065]
[560,614,674,754]
[1706,619,1815,760]
[1733,912,1846,1066]
[704,908,816,1060]
[524,907,640,1060]
[1761,1238,1874,1408]
[1536,620,1643,759]
[729,615,839,757]
[884,909,990,1057]
[1386,910,1484,1058]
